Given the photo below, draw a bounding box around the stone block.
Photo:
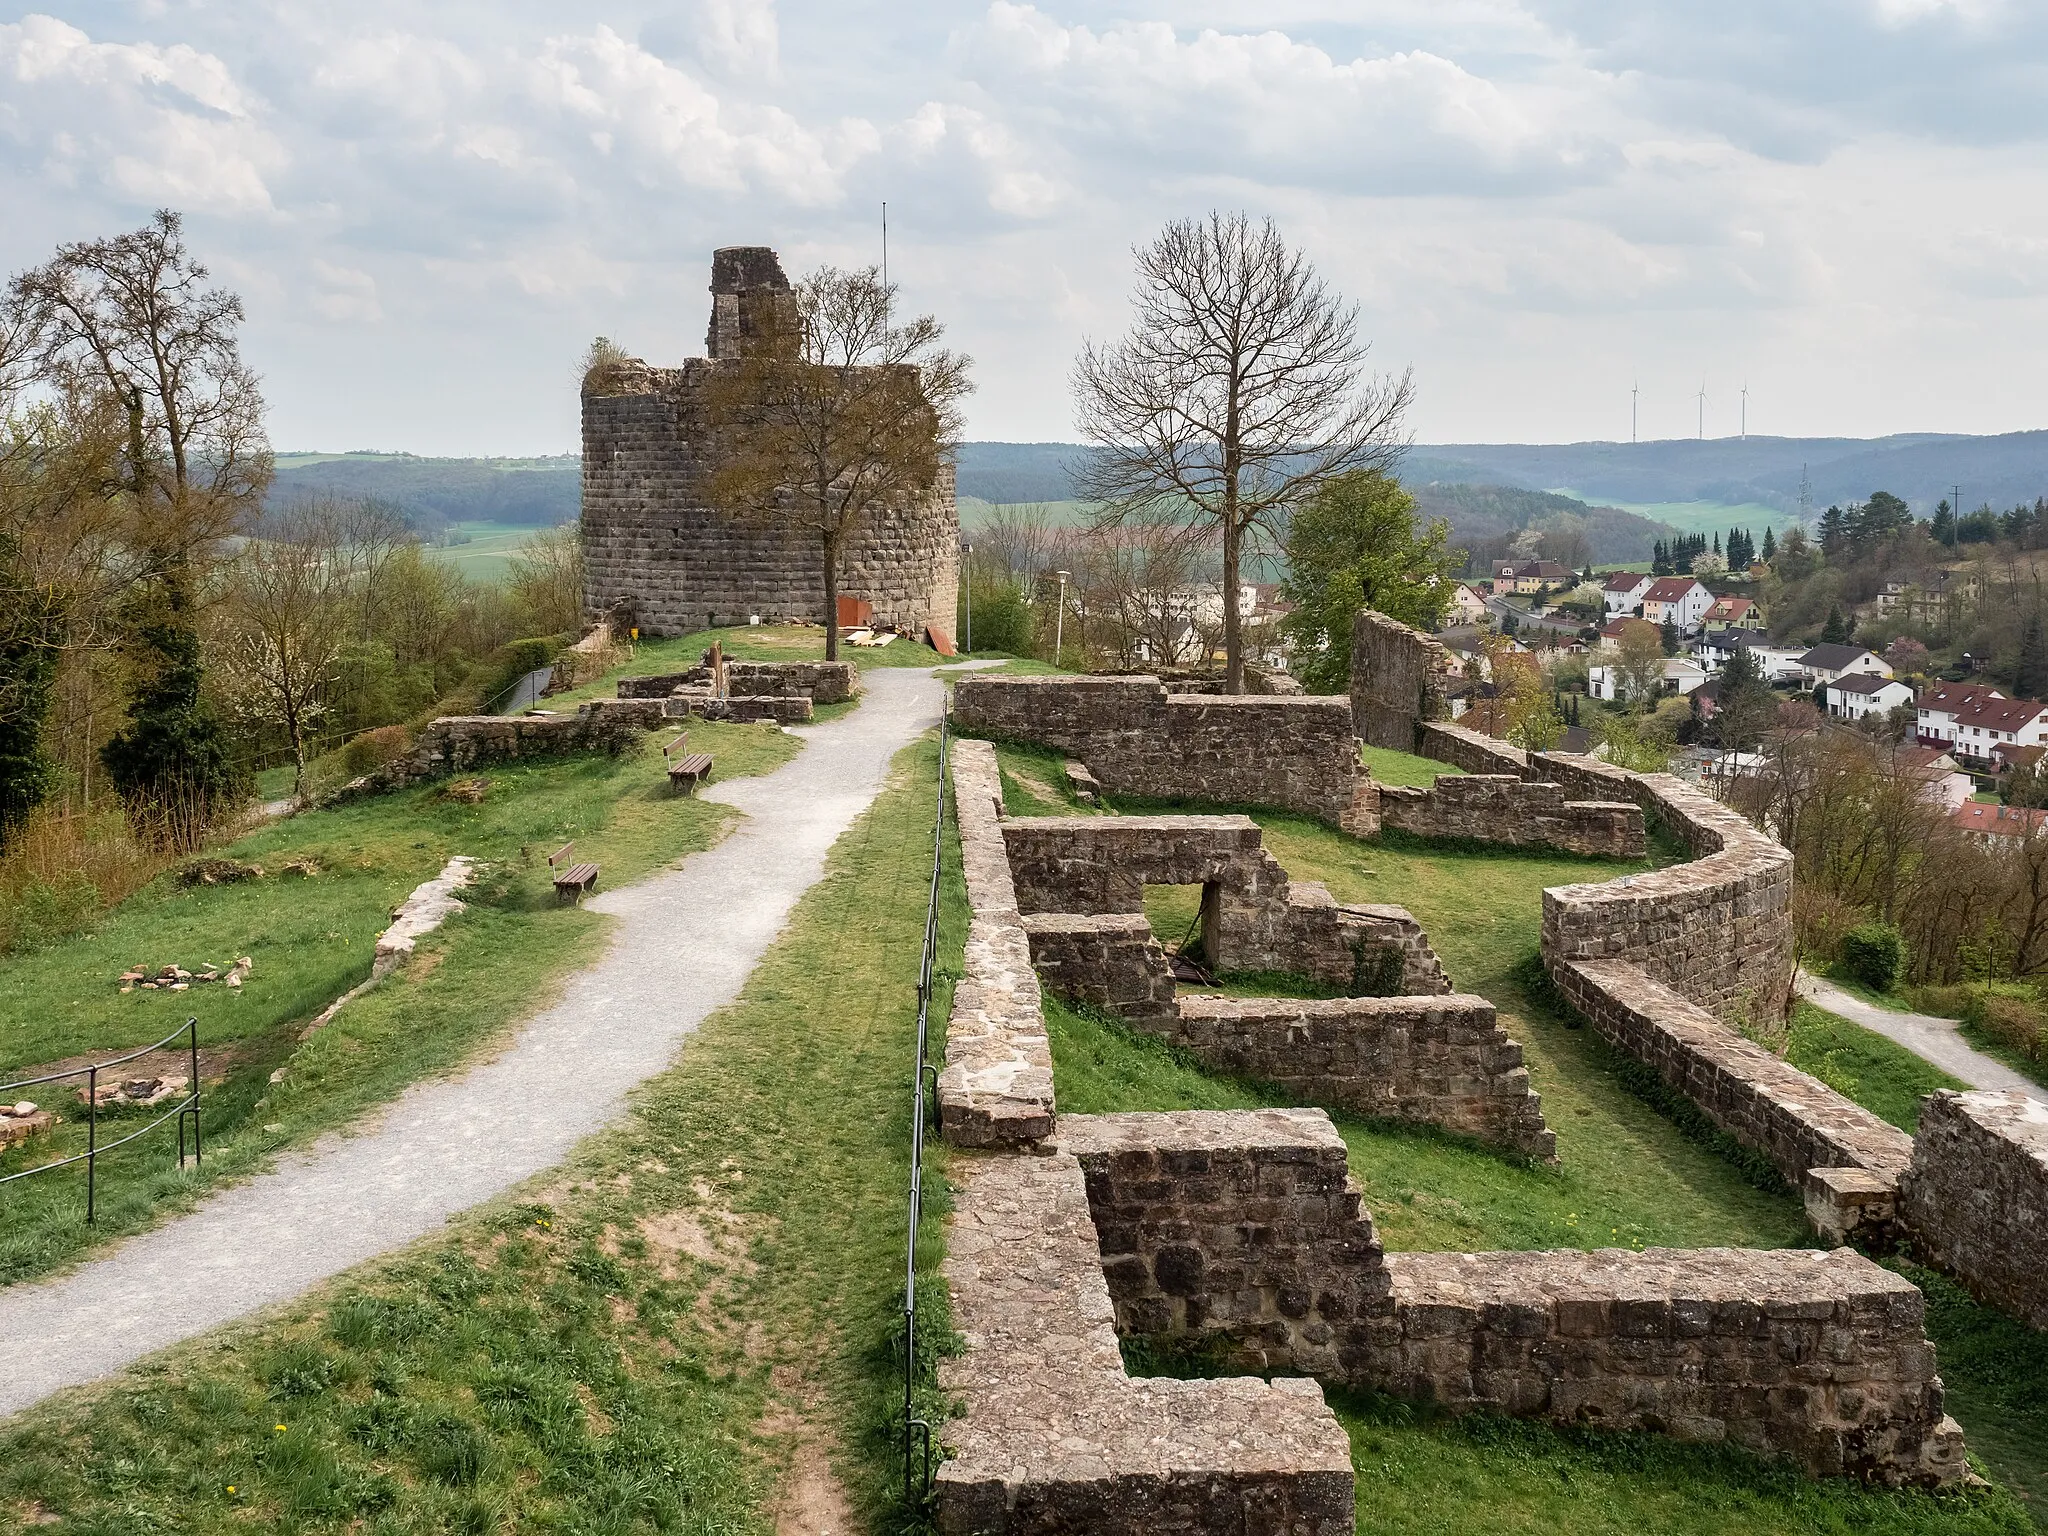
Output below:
[1898,1090,2048,1330]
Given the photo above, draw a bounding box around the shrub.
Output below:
[1839,922,1907,993]
[961,583,1033,655]
[341,725,412,777]
[1792,886,1860,967]
[1959,984,2048,1062]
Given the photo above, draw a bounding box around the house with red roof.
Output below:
[1703,595,1760,628]
[1916,680,2008,749]
[1952,801,2048,843]
[1602,571,1655,617]
[1639,577,1712,633]
[1941,692,2048,768]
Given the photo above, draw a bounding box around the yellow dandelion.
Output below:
[275,1423,287,1432]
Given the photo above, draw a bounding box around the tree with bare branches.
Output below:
[704,266,972,661]
[9,209,270,840]
[1073,212,1413,692]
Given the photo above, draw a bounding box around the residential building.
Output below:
[1597,616,1659,652]
[1602,571,1654,616]
[1702,595,1760,628]
[1824,673,1914,722]
[1874,571,1976,629]
[1692,633,1804,681]
[1947,694,2048,767]
[1445,582,1490,626]
[1796,644,1891,687]
[1916,680,2007,749]
[1639,577,1713,633]
[1491,559,1574,595]
[1952,801,2048,844]
[1589,656,1708,703]
[1898,746,1972,811]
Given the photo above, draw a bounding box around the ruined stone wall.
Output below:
[1021,913,1179,1023]
[1374,1247,1963,1486]
[952,675,1376,833]
[937,1145,1358,1534]
[936,740,1056,1149]
[581,260,957,637]
[333,711,645,800]
[1167,996,1556,1161]
[1058,1109,1963,1488]
[1378,774,1645,859]
[1899,1091,2048,1331]
[616,660,857,703]
[1000,815,1448,994]
[1351,610,1460,750]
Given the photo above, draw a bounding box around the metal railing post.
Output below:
[86,1064,97,1224]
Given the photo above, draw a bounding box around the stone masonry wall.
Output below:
[1898,1091,2048,1330]
[937,740,1056,1149]
[616,659,857,703]
[1351,610,1460,751]
[937,1144,1357,1534]
[332,711,645,800]
[1378,774,1644,859]
[1057,1109,1964,1488]
[1167,996,1556,1161]
[1000,815,1448,994]
[1021,913,1179,1023]
[953,674,1377,833]
[581,321,957,637]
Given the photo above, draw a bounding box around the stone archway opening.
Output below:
[1143,881,1219,979]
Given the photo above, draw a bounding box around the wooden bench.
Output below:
[663,731,714,795]
[547,842,600,902]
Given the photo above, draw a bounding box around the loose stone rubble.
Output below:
[1899,1091,2048,1330]
[0,1102,57,1146]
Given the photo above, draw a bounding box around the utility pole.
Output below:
[1953,484,1963,548]
[961,538,973,652]
[881,202,888,290]
[1053,569,1070,666]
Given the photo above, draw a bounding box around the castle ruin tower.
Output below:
[579,246,959,639]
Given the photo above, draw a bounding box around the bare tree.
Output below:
[216,503,351,798]
[505,523,584,636]
[1612,619,1667,709]
[705,267,972,660]
[1073,212,1412,691]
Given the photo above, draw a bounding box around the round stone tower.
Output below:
[579,247,959,639]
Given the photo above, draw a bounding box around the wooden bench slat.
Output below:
[555,863,600,885]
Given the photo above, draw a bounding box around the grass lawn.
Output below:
[421,523,553,586]
[1361,743,1462,788]
[0,735,961,1535]
[1000,736,2044,1527]
[1785,1002,1965,1133]
[0,719,800,1286]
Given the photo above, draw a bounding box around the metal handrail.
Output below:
[0,1017,202,1222]
[902,710,950,1506]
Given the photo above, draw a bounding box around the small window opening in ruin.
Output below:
[1144,882,1219,981]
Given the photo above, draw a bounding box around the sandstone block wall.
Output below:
[1167,996,1556,1161]
[1378,773,1645,859]
[1022,913,1178,1023]
[1553,960,1913,1199]
[334,711,645,800]
[578,697,672,730]
[616,659,857,703]
[672,694,813,725]
[1375,1247,1964,1486]
[937,1145,1357,1534]
[1899,1091,2048,1330]
[999,815,1448,995]
[581,355,957,638]
[1054,1109,1962,1487]
[953,675,1377,833]
[1351,610,1460,751]
[937,740,1056,1149]
[1059,1110,1390,1378]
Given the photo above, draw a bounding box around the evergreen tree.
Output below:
[1818,506,1848,559]
[1819,603,1851,645]
[1651,539,1670,576]
[1931,500,1955,546]
[2017,617,2048,701]
[1761,526,1777,561]
[1660,615,1679,656]
[1713,531,1722,557]
[100,574,248,847]
[1714,646,1775,752]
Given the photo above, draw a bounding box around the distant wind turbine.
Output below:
[1696,381,1707,440]
[1741,382,1748,440]
[1631,382,1638,445]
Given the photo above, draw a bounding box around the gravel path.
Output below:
[0,666,976,1421]
[1795,970,2046,1102]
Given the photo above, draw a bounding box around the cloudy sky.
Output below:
[4,1,2046,455]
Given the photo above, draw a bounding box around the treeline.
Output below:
[1651,527,1768,575]
[0,211,580,951]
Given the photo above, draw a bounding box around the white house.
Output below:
[1824,674,1914,722]
[1638,577,1713,633]
[1899,746,1972,811]
[1445,582,1490,626]
[1692,634,1804,681]
[1945,693,2048,767]
[1589,656,1709,703]
[1916,680,2008,748]
[1602,572,1654,617]
[1796,644,1891,687]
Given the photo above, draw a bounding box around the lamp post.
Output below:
[961,539,973,653]
[1053,569,1070,668]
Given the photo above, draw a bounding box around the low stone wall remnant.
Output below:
[954,674,1379,834]
[1169,995,1556,1161]
[937,1145,1357,1534]
[1021,913,1178,1023]
[1899,1090,2048,1331]
[937,740,1056,1149]
[1000,815,1448,996]
[1377,773,1644,859]
[616,658,858,703]
[330,711,645,800]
